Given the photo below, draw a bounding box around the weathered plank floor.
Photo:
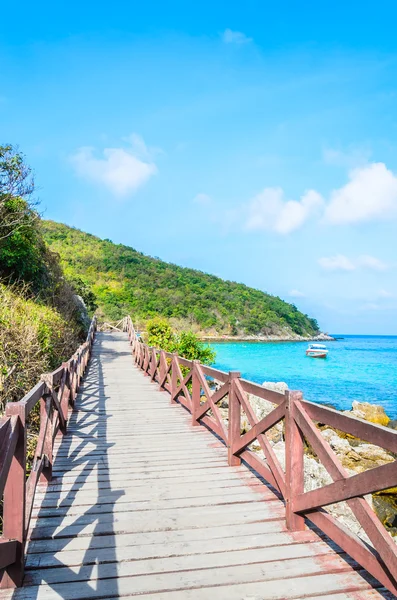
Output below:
[1,332,393,599]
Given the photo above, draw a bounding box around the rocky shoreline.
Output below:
[202,332,335,342]
[217,380,396,544]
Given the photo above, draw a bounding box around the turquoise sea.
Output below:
[210,336,397,419]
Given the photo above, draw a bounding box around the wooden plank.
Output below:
[23,543,345,586]
[25,530,318,569]
[0,559,374,599]
[33,478,265,509]
[26,519,289,555]
[31,490,278,521]
[29,502,284,540]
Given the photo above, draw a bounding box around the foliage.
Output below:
[0,145,49,290]
[177,330,216,364]
[42,220,320,337]
[0,284,81,410]
[147,317,178,353]
[0,145,88,411]
[0,144,35,242]
[67,275,98,312]
[146,317,216,364]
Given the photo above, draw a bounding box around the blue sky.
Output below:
[2,1,397,334]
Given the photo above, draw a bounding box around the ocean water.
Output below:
[210,336,397,419]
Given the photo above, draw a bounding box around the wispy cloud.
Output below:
[245,187,323,234]
[193,193,212,205]
[222,29,252,45]
[322,145,371,168]
[318,254,388,272]
[358,255,387,271]
[70,134,157,197]
[318,255,356,271]
[378,289,394,298]
[289,289,306,298]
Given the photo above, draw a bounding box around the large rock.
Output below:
[372,492,397,537]
[262,381,289,394]
[320,428,394,473]
[73,294,91,330]
[349,401,390,427]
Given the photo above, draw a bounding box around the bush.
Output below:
[146,317,215,365]
[177,330,215,364]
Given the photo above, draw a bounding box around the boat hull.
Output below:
[306,351,328,358]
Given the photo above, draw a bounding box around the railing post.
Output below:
[39,395,53,483]
[58,364,70,437]
[1,404,26,588]
[158,350,166,391]
[171,354,178,403]
[191,360,201,426]
[228,371,241,466]
[285,390,305,531]
[150,348,157,381]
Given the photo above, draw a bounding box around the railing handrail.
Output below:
[0,315,97,589]
[123,314,397,596]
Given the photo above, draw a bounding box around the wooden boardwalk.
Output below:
[1,332,393,599]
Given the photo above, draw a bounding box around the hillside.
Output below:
[42,221,320,338]
[0,145,87,408]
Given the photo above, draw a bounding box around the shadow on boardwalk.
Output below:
[23,336,124,598]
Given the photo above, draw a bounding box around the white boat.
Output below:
[306,343,328,358]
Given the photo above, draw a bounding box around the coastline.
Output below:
[201,332,335,343]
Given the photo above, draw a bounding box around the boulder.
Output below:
[262,381,289,394]
[349,401,390,427]
[320,427,394,473]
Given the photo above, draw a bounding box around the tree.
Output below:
[0,144,36,241]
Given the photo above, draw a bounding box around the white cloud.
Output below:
[193,193,212,205]
[318,254,387,272]
[358,255,387,271]
[222,29,252,45]
[318,255,356,271]
[245,187,323,234]
[239,160,397,235]
[289,290,306,298]
[325,162,397,224]
[70,135,157,196]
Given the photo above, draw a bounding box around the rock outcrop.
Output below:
[348,400,390,427]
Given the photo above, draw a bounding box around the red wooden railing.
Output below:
[0,316,96,588]
[124,315,397,596]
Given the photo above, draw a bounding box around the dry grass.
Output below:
[0,283,82,412]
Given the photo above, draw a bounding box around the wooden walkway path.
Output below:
[1,332,393,599]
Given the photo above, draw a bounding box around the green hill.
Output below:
[42,220,320,338]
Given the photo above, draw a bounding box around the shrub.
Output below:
[146,317,215,365]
